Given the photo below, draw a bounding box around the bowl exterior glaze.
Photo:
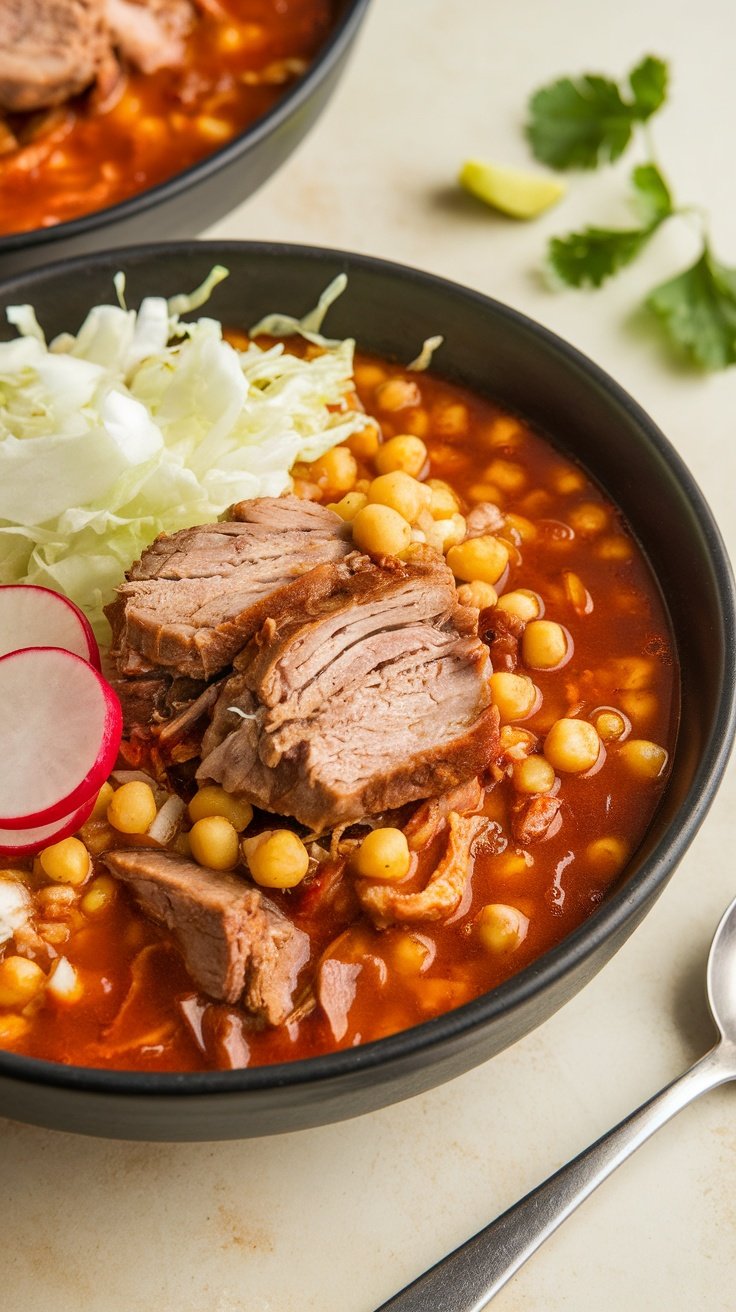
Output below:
[0,241,733,1141]
[0,0,370,278]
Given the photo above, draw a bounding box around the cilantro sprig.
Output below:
[526,56,736,370]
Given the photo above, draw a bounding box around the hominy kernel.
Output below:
[594,710,627,742]
[544,719,600,774]
[432,400,469,439]
[188,785,253,832]
[90,781,114,820]
[619,690,659,725]
[618,739,668,779]
[553,467,586,495]
[477,903,529,953]
[503,513,537,543]
[307,446,358,497]
[189,816,240,871]
[354,361,387,391]
[107,781,158,834]
[403,408,430,438]
[446,535,509,586]
[485,416,522,448]
[39,837,91,887]
[457,580,498,610]
[352,504,412,557]
[485,459,527,493]
[496,589,541,622]
[522,620,570,671]
[196,115,232,142]
[375,378,421,412]
[489,672,538,723]
[586,836,629,877]
[569,502,608,535]
[368,471,428,524]
[374,434,428,477]
[346,425,381,460]
[596,536,633,562]
[392,933,431,974]
[427,480,460,518]
[513,756,556,795]
[81,875,117,918]
[0,956,46,1007]
[354,828,411,882]
[242,830,310,888]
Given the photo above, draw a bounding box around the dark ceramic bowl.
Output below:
[0,241,734,1141]
[0,1,370,278]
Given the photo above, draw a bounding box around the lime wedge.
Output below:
[459,159,566,219]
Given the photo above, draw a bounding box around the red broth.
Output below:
[0,354,677,1070]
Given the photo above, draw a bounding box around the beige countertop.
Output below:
[4,1,735,1307]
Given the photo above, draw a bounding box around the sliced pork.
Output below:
[106,497,353,681]
[102,848,310,1025]
[197,549,500,831]
[0,0,109,113]
[0,0,196,115]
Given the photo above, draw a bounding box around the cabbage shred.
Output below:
[0,270,369,638]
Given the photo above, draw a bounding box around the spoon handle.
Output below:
[376,1045,731,1312]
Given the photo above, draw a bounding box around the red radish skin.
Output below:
[0,794,97,857]
[0,584,100,668]
[0,646,122,829]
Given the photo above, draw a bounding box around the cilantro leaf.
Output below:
[526,75,634,169]
[629,56,669,119]
[647,247,736,368]
[631,163,674,224]
[526,55,670,170]
[548,225,657,288]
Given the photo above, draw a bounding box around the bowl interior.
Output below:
[0,241,733,1138]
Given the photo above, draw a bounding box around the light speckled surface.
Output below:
[4,1,735,1307]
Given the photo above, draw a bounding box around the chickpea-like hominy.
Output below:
[513,756,556,795]
[307,446,358,497]
[354,828,411,882]
[457,580,498,610]
[368,471,428,524]
[522,619,570,670]
[0,956,46,1007]
[477,904,530,953]
[496,589,541,622]
[618,739,668,779]
[188,785,253,832]
[39,837,91,887]
[374,434,428,477]
[544,718,600,774]
[107,781,158,835]
[242,830,310,888]
[489,672,538,723]
[352,503,412,557]
[446,534,509,585]
[189,815,240,871]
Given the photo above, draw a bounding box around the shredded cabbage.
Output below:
[0,269,369,638]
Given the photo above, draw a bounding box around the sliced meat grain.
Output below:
[107,497,352,680]
[102,848,309,1025]
[198,551,500,831]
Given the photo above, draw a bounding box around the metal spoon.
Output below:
[377,895,736,1312]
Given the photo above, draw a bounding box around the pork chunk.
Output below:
[198,550,500,831]
[102,848,310,1025]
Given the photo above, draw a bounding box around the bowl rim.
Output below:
[0,0,372,254]
[1,237,734,1100]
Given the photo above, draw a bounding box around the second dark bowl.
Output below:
[0,0,371,278]
[0,240,733,1140]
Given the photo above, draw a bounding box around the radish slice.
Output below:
[0,794,96,858]
[0,584,99,668]
[0,646,122,829]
